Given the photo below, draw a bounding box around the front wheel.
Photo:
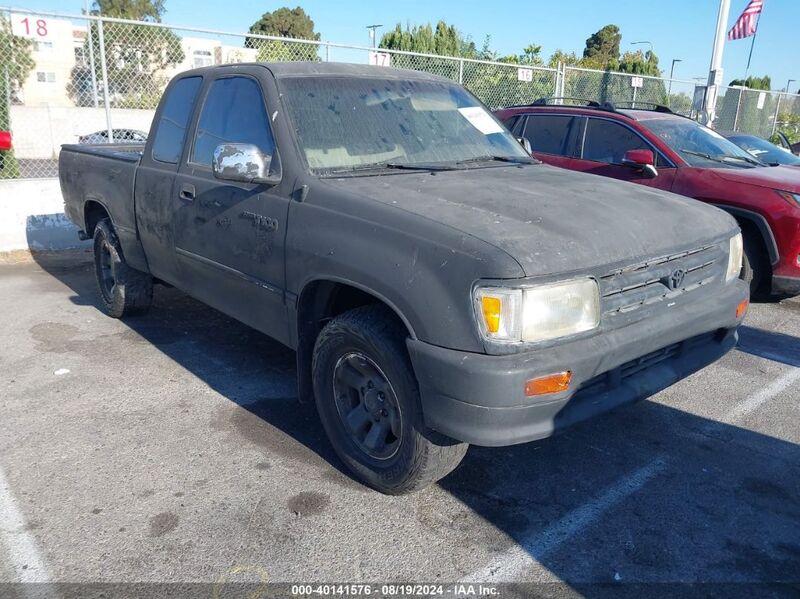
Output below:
[740,226,769,298]
[93,218,153,318]
[311,305,468,494]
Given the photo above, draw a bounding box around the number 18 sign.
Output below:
[11,13,51,39]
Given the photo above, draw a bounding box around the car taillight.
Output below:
[0,131,11,152]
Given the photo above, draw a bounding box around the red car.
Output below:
[495,101,800,296]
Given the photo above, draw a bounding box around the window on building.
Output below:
[74,46,88,67]
[36,72,56,83]
[193,50,213,68]
[33,40,54,52]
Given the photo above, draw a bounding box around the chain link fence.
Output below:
[1,7,799,179]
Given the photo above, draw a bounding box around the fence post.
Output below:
[86,16,100,107]
[458,59,464,85]
[325,43,330,62]
[771,93,782,138]
[96,18,114,143]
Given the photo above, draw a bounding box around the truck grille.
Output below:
[599,244,725,316]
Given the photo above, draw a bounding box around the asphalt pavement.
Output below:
[0,251,798,597]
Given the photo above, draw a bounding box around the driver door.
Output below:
[172,73,291,344]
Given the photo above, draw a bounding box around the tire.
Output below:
[740,226,769,298]
[311,305,468,494]
[93,218,153,318]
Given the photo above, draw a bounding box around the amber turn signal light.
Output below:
[736,298,749,319]
[525,371,572,397]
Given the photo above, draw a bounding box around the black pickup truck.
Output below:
[60,63,749,493]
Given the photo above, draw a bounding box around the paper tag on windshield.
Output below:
[458,106,503,135]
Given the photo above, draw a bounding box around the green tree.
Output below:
[68,0,184,108]
[547,49,581,69]
[499,44,543,66]
[728,75,771,90]
[618,49,661,77]
[379,21,473,81]
[0,15,35,179]
[246,6,320,61]
[93,0,165,21]
[583,24,621,69]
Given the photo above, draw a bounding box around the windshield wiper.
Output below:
[719,154,765,167]
[680,149,761,168]
[326,161,460,175]
[457,154,538,165]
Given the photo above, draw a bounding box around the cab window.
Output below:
[191,76,276,167]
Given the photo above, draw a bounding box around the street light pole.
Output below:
[668,58,682,105]
[366,24,383,49]
[787,79,797,94]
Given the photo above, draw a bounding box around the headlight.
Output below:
[776,190,800,208]
[726,232,743,282]
[475,278,600,344]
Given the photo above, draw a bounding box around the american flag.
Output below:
[728,0,764,40]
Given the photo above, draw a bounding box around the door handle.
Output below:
[179,183,196,202]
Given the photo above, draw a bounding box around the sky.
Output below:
[11,0,800,92]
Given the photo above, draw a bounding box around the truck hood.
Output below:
[710,164,800,192]
[323,164,736,277]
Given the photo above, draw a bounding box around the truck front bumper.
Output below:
[407,281,748,447]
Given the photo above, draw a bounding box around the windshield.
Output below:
[642,118,763,169]
[279,76,530,173]
[727,134,800,166]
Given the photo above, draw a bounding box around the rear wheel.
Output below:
[93,218,153,318]
[311,305,468,494]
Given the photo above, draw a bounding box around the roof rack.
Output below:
[611,101,674,114]
[506,97,621,115]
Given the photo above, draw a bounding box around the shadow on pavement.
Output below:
[738,325,800,368]
[28,251,800,590]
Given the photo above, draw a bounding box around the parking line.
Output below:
[725,367,800,422]
[468,361,797,583]
[0,465,51,584]
[464,457,669,582]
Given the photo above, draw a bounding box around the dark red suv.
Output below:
[495,102,800,296]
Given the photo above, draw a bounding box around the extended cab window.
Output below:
[582,118,652,165]
[151,76,202,164]
[191,77,275,167]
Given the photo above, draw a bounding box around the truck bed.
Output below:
[60,143,144,162]
[59,143,143,247]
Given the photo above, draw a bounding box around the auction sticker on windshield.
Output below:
[458,106,503,135]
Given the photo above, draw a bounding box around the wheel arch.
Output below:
[711,204,779,266]
[83,199,112,238]
[294,278,417,404]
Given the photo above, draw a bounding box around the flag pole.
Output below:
[743,8,763,82]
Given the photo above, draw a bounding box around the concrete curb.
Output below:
[0,178,91,253]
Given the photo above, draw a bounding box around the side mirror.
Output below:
[212,143,280,185]
[517,137,532,154]
[622,148,658,179]
[0,131,12,152]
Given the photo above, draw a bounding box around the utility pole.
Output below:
[703,0,731,126]
[366,24,382,49]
